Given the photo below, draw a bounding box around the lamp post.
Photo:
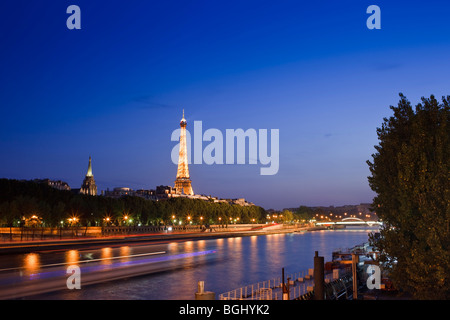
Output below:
[68,216,79,237]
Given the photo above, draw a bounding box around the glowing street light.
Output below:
[68,215,79,226]
[103,216,112,226]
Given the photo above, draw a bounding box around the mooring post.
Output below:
[198,281,204,294]
[282,268,289,300]
[352,253,359,300]
[313,251,324,300]
[195,281,215,300]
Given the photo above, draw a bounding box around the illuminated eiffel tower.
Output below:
[174,110,194,195]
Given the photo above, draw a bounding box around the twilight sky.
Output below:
[1,0,450,209]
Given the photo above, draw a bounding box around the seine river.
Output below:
[24,227,377,300]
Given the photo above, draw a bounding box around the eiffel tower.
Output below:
[174,110,194,195]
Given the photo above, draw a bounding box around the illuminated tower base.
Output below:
[174,177,194,195]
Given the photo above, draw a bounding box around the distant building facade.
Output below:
[156,185,177,198]
[34,179,71,191]
[100,183,253,206]
[135,189,157,200]
[102,187,133,198]
[102,187,157,200]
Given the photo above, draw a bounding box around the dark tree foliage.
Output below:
[367,93,450,299]
[0,179,267,228]
[294,206,315,221]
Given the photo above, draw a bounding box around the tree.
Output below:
[295,206,314,222]
[367,93,450,299]
[281,209,294,223]
[0,202,17,240]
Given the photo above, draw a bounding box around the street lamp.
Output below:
[68,216,78,225]
[103,216,112,226]
[122,214,131,226]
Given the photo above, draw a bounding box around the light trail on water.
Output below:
[0,249,217,299]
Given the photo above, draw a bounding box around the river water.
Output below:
[22,227,377,300]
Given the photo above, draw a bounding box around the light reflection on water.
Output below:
[101,247,113,265]
[65,250,79,265]
[29,228,376,300]
[23,253,40,276]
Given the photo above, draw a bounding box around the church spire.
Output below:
[86,156,93,177]
[80,155,97,196]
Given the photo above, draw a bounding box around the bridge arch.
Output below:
[341,217,364,222]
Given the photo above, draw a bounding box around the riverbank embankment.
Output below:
[0,224,325,254]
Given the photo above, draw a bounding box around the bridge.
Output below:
[315,217,382,227]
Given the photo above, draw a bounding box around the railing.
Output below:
[100,224,267,235]
[218,268,350,300]
[0,226,100,241]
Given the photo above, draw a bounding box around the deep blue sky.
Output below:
[1,1,449,209]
